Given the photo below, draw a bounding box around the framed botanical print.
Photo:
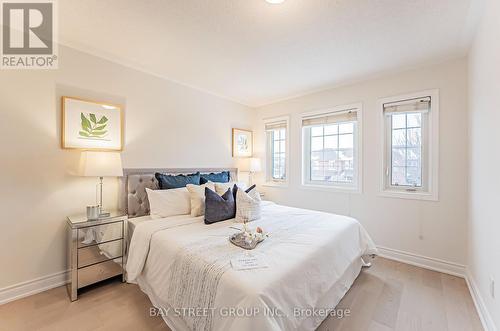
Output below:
[232,128,253,157]
[62,96,123,151]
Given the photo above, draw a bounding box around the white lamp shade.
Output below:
[79,151,123,177]
[238,157,261,172]
[249,158,261,172]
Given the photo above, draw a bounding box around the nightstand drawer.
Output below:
[78,239,123,268]
[78,259,123,288]
[77,221,123,248]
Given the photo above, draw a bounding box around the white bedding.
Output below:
[127,215,153,241]
[126,201,377,331]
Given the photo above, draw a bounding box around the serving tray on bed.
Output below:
[229,232,265,250]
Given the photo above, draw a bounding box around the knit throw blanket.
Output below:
[166,238,236,331]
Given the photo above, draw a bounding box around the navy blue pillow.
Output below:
[155,172,201,189]
[204,187,236,224]
[200,171,230,184]
[232,184,256,200]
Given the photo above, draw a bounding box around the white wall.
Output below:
[0,46,254,290]
[468,0,500,328]
[255,58,469,266]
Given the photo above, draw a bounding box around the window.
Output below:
[381,90,439,200]
[302,105,361,191]
[265,118,288,183]
[389,112,423,187]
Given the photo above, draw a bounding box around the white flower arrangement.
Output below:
[242,226,269,244]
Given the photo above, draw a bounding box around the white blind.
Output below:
[383,97,431,114]
[301,109,358,127]
[265,120,287,131]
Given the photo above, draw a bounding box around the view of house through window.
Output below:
[302,107,360,189]
[309,122,354,183]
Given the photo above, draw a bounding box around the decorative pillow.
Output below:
[199,171,230,184]
[235,185,261,223]
[214,181,247,195]
[232,184,256,200]
[186,182,215,217]
[204,188,236,224]
[155,172,200,189]
[145,187,191,218]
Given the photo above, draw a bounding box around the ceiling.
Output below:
[59,0,478,107]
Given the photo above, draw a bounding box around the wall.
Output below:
[468,0,500,328]
[255,58,469,266]
[0,46,254,292]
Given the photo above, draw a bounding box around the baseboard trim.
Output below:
[377,246,466,277]
[0,270,69,305]
[465,269,498,331]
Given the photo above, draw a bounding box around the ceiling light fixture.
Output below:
[266,0,285,4]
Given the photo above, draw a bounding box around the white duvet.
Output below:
[127,201,377,331]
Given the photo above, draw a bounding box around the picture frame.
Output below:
[61,96,123,151]
[232,128,253,157]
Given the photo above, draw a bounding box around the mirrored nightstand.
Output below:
[66,211,127,301]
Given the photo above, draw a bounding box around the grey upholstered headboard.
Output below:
[119,168,238,218]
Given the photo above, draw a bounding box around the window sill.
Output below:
[379,189,438,201]
[262,182,289,188]
[300,184,361,194]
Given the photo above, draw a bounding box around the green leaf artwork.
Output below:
[79,113,108,139]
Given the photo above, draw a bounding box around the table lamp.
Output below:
[240,157,261,186]
[79,151,123,218]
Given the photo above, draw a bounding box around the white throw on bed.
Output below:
[126,201,377,331]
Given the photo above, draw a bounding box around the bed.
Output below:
[121,168,378,331]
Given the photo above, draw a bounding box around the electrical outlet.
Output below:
[490,277,495,299]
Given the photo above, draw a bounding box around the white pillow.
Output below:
[214,181,247,195]
[146,187,190,218]
[235,187,261,223]
[186,182,215,217]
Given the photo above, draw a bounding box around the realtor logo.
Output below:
[1,0,58,69]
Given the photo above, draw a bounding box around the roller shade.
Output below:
[301,109,358,127]
[265,120,287,131]
[384,97,431,114]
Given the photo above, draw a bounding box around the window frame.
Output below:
[379,89,439,201]
[300,103,363,193]
[264,115,290,187]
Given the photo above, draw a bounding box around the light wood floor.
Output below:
[0,258,483,331]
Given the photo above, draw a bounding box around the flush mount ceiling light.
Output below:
[266,0,285,4]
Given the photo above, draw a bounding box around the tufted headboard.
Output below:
[118,168,238,218]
